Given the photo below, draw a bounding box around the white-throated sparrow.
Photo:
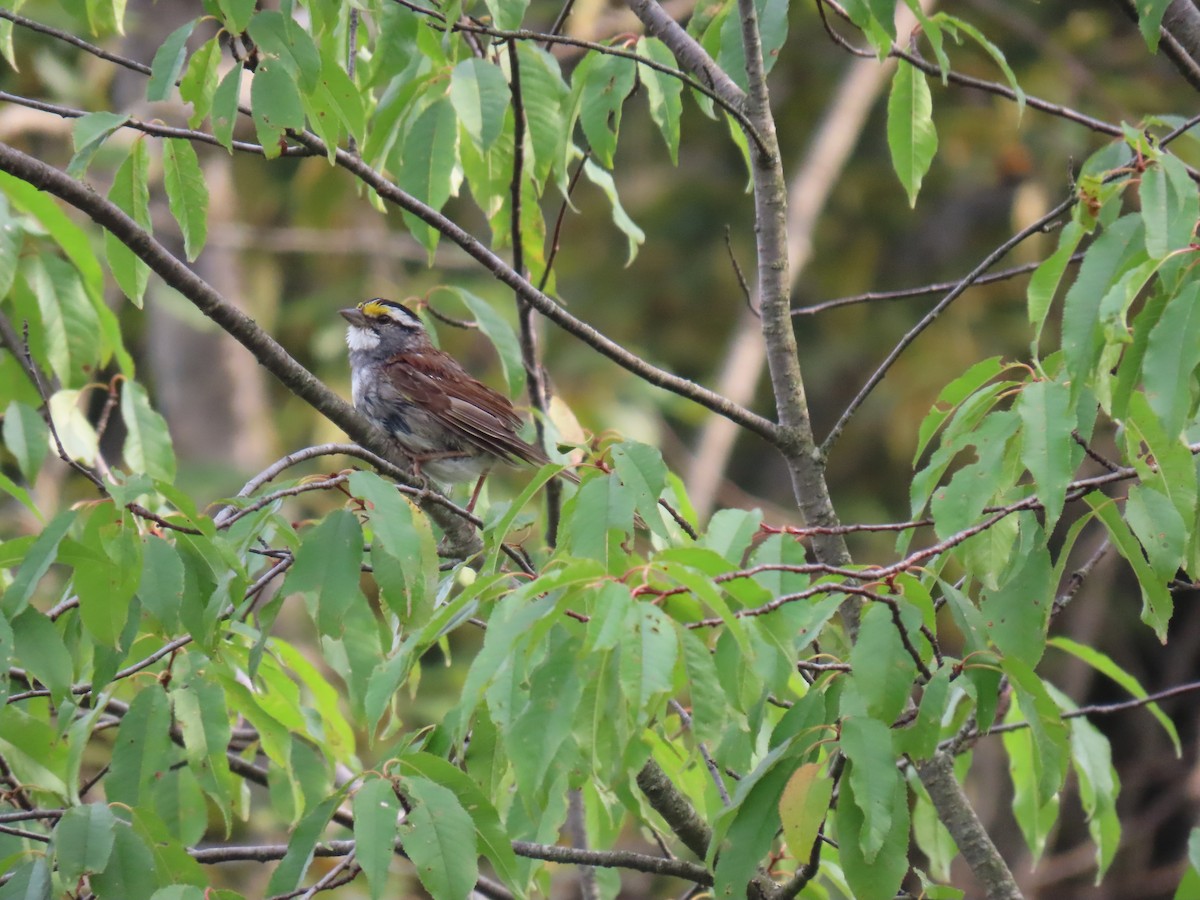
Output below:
[340,298,563,485]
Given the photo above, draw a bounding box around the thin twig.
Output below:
[816,0,1122,136]
[822,196,1076,452]
[724,225,757,317]
[793,253,1084,316]
[507,37,563,545]
[0,90,310,157]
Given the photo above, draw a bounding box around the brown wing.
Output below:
[383,350,549,466]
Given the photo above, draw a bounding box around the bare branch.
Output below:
[822,195,1076,452]
[794,254,1084,316]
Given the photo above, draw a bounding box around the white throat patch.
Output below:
[346,325,381,352]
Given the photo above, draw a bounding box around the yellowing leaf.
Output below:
[779,762,832,862]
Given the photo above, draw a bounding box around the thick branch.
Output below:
[734,0,851,568]
[511,839,712,884]
[624,0,747,109]
[917,753,1022,900]
[635,759,712,860]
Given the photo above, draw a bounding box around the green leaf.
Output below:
[441,586,567,744]
[302,46,367,156]
[515,44,569,186]
[53,804,118,882]
[162,138,209,261]
[251,61,306,158]
[1016,379,1075,531]
[211,66,242,151]
[347,471,437,625]
[451,58,511,154]
[1135,0,1171,50]
[72,511,141,647]
[216,0,255,33]
[68,111,130,178]
[247,10,321,92]
[25,254,106,388]
[0,471,38,520]
[887,61,938,207]
[848,602,916,724]
[563,473,636,561]
[945,15,1025,116]
[1001,712,1058,859]
[10,608,74,702]
[170,666,234,813]
[840,712,901,862]
[121,380,177,482]
[1028,221,1084,353]
[106,686,172,808]
[281,509,365,637]
[0,171,106,306]
[264,796,341,896]
[1142,153,1199,258]
[1061,215,1144,390]
[2,511,74,615]
[836,768,909,900]
[446,288,525,398]
[1143,281,1200,437]
[1068,712,1121,881]
[106,139,152,307]
[353,777,401,900]
[1050,636,1181,753]
[147,21,196,102]
[677,626,733,744]
[482,0,527,31]
[272,640,356,763]
[838,0,894,51]
[637,38,683,163]
[1086,492,1174,641]
[711,750,799,895]
[180,36,222,127]
[0,196,22,299]
[611,441,669,536]
[574,52,636,169]
[929,410,1019,541]
[0,860,52,900]
[1126,483,1187,583]
[715,0,790,92]
[582,159,645,264]
[137,534,185,631]
[914,357,1007,463]
[1177,832,1200,899]
[980,515,1053,666]
[47,389,99,465]
[506,631,585,798]
[779,762,833,863]
[400,776,479,900]
[1003,657,1069,806]
[396,97,459,256]
[3,400,48,482]
[622,603,677,725]
[897,666,952,760]
[397,753,525,896]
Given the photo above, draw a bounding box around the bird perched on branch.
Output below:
[340,298,570,489]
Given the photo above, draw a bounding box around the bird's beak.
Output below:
[339,308,368,327]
